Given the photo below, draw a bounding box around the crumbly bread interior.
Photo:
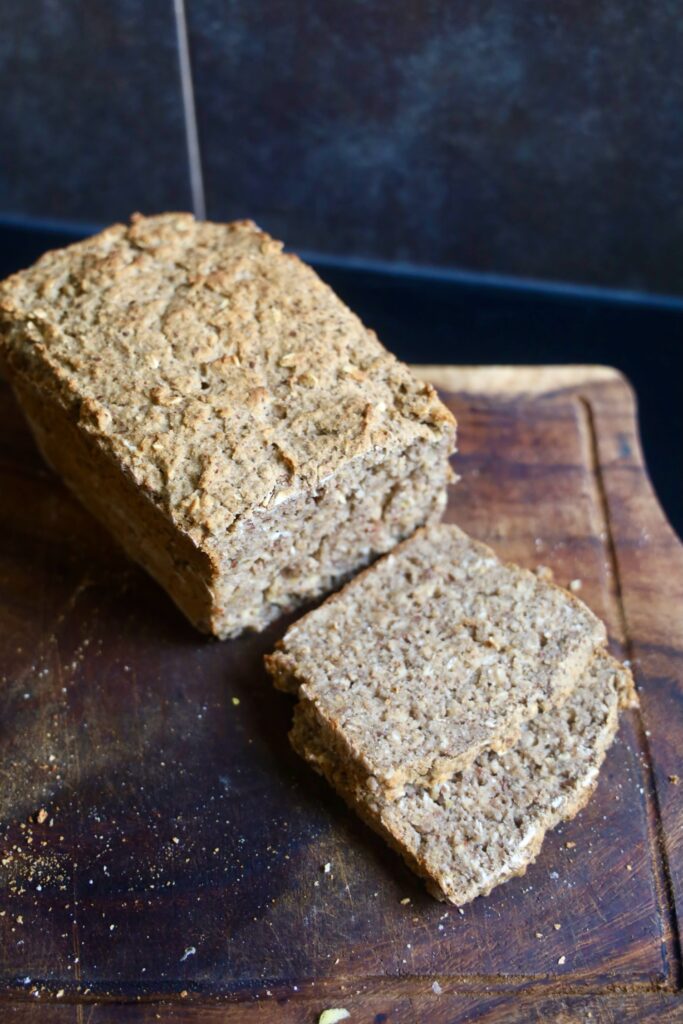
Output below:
[292,649,636,905]
[211,435,453,637]
[267,523,607,791]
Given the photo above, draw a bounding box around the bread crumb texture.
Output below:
[267,523,607,792]
[292,648,634,905]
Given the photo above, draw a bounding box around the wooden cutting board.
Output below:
[1,365,682,1023]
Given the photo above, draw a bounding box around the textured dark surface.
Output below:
[188,0,683,293]
[0,1,192,223]
[1,2,682,294]
[1,368,682,1022]
[2,993,683,1022]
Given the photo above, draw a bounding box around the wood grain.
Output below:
[413,362,623,394]
[0,365,681,1021]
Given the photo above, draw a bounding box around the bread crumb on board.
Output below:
[318,1010,350,1024]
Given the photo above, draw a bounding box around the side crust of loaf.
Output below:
[291,650,635,905]
[14,379,216,629]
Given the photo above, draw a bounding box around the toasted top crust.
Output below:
[266,523,607,792]
[0,213,454,551]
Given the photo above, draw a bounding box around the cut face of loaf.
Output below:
[266,523,607,794]
[0,214,455,638]
[291,649,637,905]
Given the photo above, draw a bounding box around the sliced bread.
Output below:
[267,523,607,794]
[291,649,636,905]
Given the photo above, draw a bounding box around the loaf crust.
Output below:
[266,523,607,793]
[292,649,636,905]
[0,214,456,637]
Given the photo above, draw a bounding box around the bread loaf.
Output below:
[0,214,456,638]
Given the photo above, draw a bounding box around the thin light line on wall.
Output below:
[173,0,206,219]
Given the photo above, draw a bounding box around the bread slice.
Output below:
[0,214,455,639]
[291,649,636,905]
[266,523,607,794]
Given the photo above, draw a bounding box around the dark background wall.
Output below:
[1,1,682,295]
